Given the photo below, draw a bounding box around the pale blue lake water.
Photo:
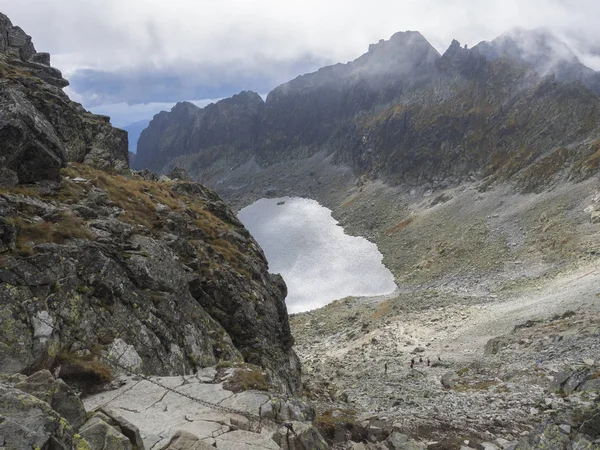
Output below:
[238,197,397,313]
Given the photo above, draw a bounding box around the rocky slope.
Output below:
[0,163,300,393]
[290,261,600,449]
[0,12,128,186]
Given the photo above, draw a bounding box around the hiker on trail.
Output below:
[426,358,430,367]
[410,360,414,370]
[419,357,423,363]
[385,362,388,375]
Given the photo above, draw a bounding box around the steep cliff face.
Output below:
[0,14,300,394]
[0,13,128,185]
[343,51,600,188]
[135,30,600,193]
[261,31,440,152]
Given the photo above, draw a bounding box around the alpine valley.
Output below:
[1,9,600,450]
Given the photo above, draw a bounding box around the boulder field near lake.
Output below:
[1,10,600,450]
[135,20,600,450]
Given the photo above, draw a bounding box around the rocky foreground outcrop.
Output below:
[0,11,317,448]
[0,12,128,185]
[0,367,328,450]
[0,12,300,393]
[0,163,300,394]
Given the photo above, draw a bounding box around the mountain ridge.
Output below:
[134,28,600,192]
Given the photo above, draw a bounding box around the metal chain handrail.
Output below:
[25,306,302,433]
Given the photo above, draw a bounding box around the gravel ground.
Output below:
[290,260,600,445]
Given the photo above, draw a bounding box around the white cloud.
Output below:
[3,0,600,123]
[3,0,600,74]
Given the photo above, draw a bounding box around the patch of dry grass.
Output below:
[222,364,269,393]
[3,163,251,273]
[371,299,393,320]
[56,350,113,389]
[10,213,93,252]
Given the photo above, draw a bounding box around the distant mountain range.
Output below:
[133,27,600,199]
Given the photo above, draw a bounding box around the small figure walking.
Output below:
[419,357,423,363]
[410,360,414,370]
[385,362,388,375]
[426,358,430,367]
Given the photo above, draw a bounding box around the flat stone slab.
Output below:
[215,430,281,450]
[84,375,276,449]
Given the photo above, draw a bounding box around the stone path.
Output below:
[84,368,279,450]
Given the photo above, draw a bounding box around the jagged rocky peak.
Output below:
[0,12,65,87]
[0,12,128,186]
[0,12,39,63]
[170,100,200,116]
[225,89,265,105]
[166,91,264,118]
[363,30,441,71]
[437,38,488,77]
[476,27,579,65]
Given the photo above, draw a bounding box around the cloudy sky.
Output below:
[2,0,599,127]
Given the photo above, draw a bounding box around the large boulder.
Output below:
[273,421,329,450]
[96,408,145,450]
[441,371,459,389]
[79,417,132,450]
[483,336,511,355]
[0,381,88,450]
[550,368,593,394]
[0,165,18,188]
[14,369,87,429]
[261,398,316,423]
[0,84,66,183]
[386,432,426,450]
